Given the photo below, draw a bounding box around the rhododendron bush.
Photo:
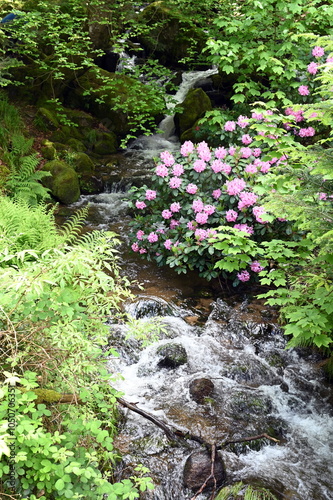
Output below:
[128,132,292,283]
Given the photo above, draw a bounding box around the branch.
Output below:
[190,444,217,500]
[219,433,280,449]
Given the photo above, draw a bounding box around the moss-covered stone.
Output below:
[137,1,207,68]
[41,140,57,160]
[42,160,80,205]
[66,137,86,152]
[79,174,103,195]
[72,152,95,174]
[92,131,118,155]
[175,88,212,137]
[35,107,60,131]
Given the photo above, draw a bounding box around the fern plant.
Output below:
[216,482,278,500]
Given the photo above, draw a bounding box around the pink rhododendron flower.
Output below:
[195,228,208,241]
[164,239,173,250]
[250,261,264,272]
[212,189,222,200]
[224,120,236,131]
[298,85,310,96]
[245,163,257,174]
[215,147,227,159]
[211,159,223,173]
[285,107,304,122]
[228,146,236,155]
[136,201,147,209]
[193,159,206,173]
[157,228,165,234]
[148,232,158,243]
[326,56,333,63]
[241,134,253,145]
[240,147,253,158]
[170,202,181,212]
[237,270,250,282]
[253,148,262,157]
[226,209,238,222]
[312,46,324,58]
[139,248,147,254]
[307,62,318,74]
[180,140,194,156]
[187,221,196,230]
[162,209,172,219]
[196,212,209,225]
[131,242,139,252]
[204,204,215,215]
[192,199,204,213]
[318,192,327,200]
[156,164,169,177]
[252,112,263,120]
[253,206,269,223]
[172,163,184,176]
[260,162,271,173]
[160,151,175,166]
[234,224,254,235]
[169,177,182,189]
[145,189,157,200]
[136,230,145,240]
[186,183,198,194]
[226,178,246,195]
[170,219,180,229]
[237,115,249,128]
[238,191,258,210]
[197,141,211,161]
[221,163,232,175]
[299,127,315,137]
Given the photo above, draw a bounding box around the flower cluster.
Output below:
[128,127,290,282]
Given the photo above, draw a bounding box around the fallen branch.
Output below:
[190,444,217,500]
[219,433,280,448]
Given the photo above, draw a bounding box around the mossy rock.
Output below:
[92,131,118,155]
[50,124,85,143]
[35,107,60,131]
[41,140,56,160]
[66,137,86,152]
[65,68,165,137]
[137,1,207,68]
[175,88,212,136]
[42,160,80,205]
[72,152,95,174]
[157,342,187,369]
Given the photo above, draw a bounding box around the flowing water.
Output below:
[63,70,333,500]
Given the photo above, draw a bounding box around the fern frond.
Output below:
[215,482,278,500]
[58,206,89,245]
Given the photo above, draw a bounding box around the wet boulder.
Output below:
[157,343,187,369]
[174,87,212,138]
[42,160,80,205]
[189,378,214,404]
[183,449,226,490]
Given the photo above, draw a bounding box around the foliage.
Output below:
[215,481,278,500]
[203,0,333,105]
[252,40,333,354]
[0,196,154,498]
[128,126,293,283]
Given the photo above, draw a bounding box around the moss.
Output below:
[35,107,60,131]
[42,160,80,204]
[72,152,95,174]
[92,131,118,155]
[66,137,86,152]
[20,388,62,404]
[41,140,57,160]
[175,88,212,136]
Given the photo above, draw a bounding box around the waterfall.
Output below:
[126,68,218,156]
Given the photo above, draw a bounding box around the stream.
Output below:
[63,70,333,500]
